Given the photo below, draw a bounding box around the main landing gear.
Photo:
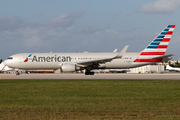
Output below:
[85,70,94,75]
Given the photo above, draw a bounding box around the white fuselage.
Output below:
[4,52,160,70]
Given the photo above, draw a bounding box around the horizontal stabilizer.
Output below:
[151,54,175,59]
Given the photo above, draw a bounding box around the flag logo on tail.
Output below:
[134,25,175,63]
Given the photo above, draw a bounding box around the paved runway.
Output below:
[0,73,180,80]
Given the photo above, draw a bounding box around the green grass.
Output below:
[0,80,180,119]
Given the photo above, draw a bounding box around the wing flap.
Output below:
[76,58,113,67]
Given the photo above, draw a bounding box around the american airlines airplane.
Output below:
[4,25,175,75]
[0,62,27,75]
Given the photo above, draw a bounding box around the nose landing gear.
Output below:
[16,71,20,75]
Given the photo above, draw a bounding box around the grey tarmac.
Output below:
[0,73,180,80]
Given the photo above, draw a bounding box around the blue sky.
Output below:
[1,0,180,60]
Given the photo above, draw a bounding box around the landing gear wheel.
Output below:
[85,71,94,75]
[16,71,20,75]
[90,72,94,75]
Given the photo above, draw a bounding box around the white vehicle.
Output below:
[4,25,175,75]
[0,62,13,72]
[166,64,180,71]
[92,69,130,73]
[109,69,130,73]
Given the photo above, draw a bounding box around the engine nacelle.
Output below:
[61,63,81,72]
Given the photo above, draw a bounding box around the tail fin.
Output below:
[166,64,172,70]
[133,25,175,63]
[0,62,13,72]
[140,25,175,56]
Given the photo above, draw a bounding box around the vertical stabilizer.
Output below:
[166,64,173,69]
[0,62,13,72]
[133,25,175,63]
[141,25,175,56]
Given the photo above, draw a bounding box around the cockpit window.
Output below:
[7,57,13,60]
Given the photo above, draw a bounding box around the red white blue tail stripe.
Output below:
[134,25,175,63]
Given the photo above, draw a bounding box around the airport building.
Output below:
[128,65,164,73]
[157,60,180,65]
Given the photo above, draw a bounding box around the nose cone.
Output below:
[4,59,12,66]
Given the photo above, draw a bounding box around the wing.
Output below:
[76,45,129,67]
[113,49,118,52]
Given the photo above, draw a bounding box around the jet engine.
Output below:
[61,63,81,72]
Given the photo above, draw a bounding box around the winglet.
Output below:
[114,45,129,59]
[113,49,118,52]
